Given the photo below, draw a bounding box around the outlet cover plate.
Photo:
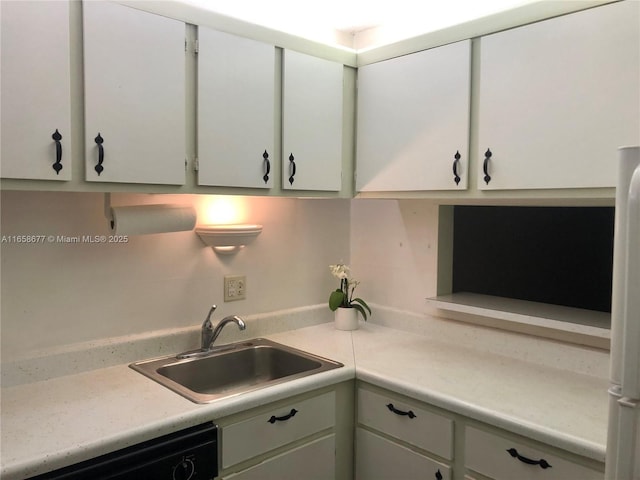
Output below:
[224,275,246,302]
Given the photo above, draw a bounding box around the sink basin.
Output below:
[130,338,343,403]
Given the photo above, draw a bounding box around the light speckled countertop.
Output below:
[352,324,608,461]
[0,319,609,480]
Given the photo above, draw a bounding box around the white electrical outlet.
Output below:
[224,275,246,302]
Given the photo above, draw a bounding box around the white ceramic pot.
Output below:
[334,307,359,331]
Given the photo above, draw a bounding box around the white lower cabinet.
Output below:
[358,387,453,460]
[221,391,335,468]
[465,426,603,480]
[356,383,604,480]
[214,382,603,480]
[217,386,352,480]
[221,434,335,480]
[356,385,453,479]
[357,429,451,480]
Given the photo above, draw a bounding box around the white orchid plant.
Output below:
[328,264,372,321]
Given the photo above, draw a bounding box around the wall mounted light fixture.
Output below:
[195,224,263,254]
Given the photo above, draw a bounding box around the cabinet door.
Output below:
[356,40,471,192]
[478,0,639,190]
[198,28,275,188]
[83,1,186,185]
[282,50,343,191]
[356,428,451,480]
[1,1,72,180]
[222,435,335,480]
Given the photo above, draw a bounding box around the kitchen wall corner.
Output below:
[351,198,440,314]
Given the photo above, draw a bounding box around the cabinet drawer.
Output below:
[222,434,335,480]
[357,388,453,459]
[222,392,335,468]
[465,426,603,480]
[356,428,451,480]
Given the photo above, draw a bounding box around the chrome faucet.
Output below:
[177,305,246,359]
[201,305,246,350]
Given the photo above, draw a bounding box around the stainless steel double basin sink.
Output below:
[130,338,343,404]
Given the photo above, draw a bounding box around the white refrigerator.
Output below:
[607,146,640,480]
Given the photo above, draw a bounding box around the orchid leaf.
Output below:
[351,303,368,321]
[329,290,346,311]
[352,298,372,316]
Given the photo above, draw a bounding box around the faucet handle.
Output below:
[203,305,217,330]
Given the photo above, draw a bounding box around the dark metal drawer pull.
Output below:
[52,129,63,175]
[94,133,105,175]
[452,150,461,185]
[435,469,443,480]
[386,403,416,419]
[268,408,298,424]
[263,149,270,183]
[288,153,296,185]
[506,448,552,469]
[483,148,492,185]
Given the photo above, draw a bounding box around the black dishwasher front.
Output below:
[28,421,218,480]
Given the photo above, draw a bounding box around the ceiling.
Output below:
[180,0,538,50]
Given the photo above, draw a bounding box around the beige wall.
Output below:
[1,192,443,361]
[350,199,440,314]
[0,191,351,358]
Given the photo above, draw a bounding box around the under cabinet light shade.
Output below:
[195,224,263,254]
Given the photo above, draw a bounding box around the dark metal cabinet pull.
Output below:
[268,408,298,424]
[263,150,270,183]
[288,153,296,185]
[386,403,416,419]
[506,448,552,469]
[94,133,105,175]
[435,469,443,480]
[483,148,492,185]
[52,129,63,175]
[453,150,461,185]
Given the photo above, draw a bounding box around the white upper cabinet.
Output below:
[1,1,72,180]
[282,50,343,191]
[356,40,471,192]
[197,28,275,189]
[83,1,186,185]
[478,0,640,190]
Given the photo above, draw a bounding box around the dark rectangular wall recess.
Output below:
[452,206,615,313]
